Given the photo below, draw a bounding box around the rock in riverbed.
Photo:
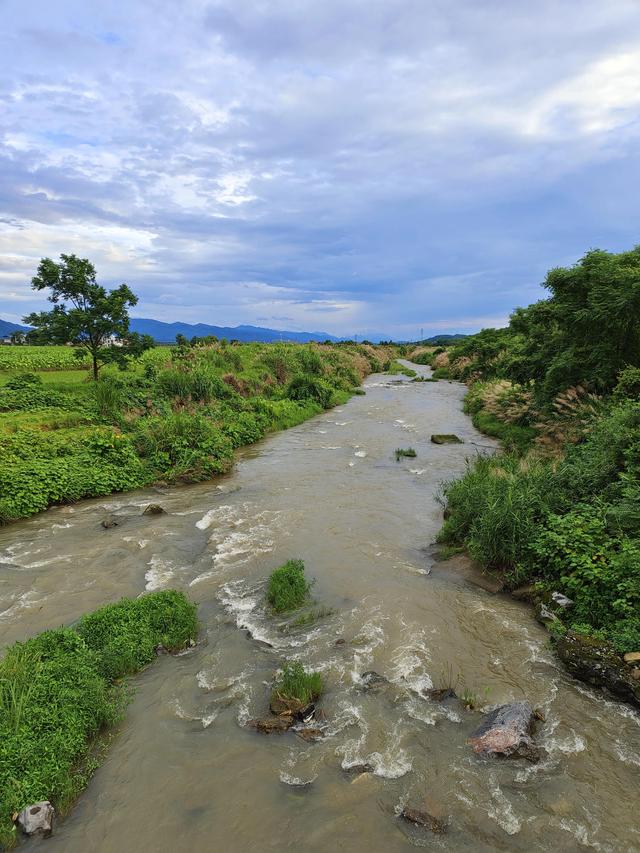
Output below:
[16,802,54,838]
[101,515,118,529]
[430,434,463,444]
[248,716,295,734]
[143,503,165,515]
[468,701,540,762]
[556,631,640,708]
[400,807,447,834]
[360,671,390,690]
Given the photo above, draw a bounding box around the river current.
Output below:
[1,364,639,851]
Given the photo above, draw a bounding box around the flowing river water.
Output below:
[1,363,639,852]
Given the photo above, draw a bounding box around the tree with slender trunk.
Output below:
[24,254,139,380]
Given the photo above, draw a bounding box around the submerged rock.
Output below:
[248,717,295,734]
[101,515,118,529]
[430,434,463,445]
[343,762,374,775]
[360,671,389,690]
[468,701,540,762]
[425,687,458,702]
[143,504,165,515]
[16,802,54,838]
[400,807,447,834]
[297,727,324,742]
[556,631,640,708]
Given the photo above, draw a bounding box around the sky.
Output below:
[1,1,640,339]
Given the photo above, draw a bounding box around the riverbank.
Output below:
[409,346,640,708]
[0,342,398,524]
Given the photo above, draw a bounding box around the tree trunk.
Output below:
[92,351,99,381]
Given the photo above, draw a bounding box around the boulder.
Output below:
[556,632,640,708]
[248,717,295,734]
[400,807,447,834]
[335,638,347,646]
[550,591,573,610]
[467,701,540,762]
[431,434,463,445]
[269,694,305,717]
[143,504,165,516]
[623,652,640,664]
[297,727,324,742]
[101,516,118,529]
[343,762,374,774]
[16,802,54,838]
[535,602,560,627]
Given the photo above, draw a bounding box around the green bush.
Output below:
[266,559,310,612]
[76,590,198,680]
[285,374,333,408]
[271,661,322,705]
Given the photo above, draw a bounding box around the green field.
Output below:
[0,341,396,523]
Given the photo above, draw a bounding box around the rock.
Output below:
[154,643,168,655]
[511,584,537,601]
[535,602,560,627]
[467,701,540,762]
[343,763,374,774]
[269,694,305,717]
[335,638,346,646]
[248,717,295,734]
[101,516,118,529]
[400,807,447,834]
[623,652,640,664]
[550,591,573,610]
[143,503,165,515]
[631,668,640,681]
[556,632,640,708]
[16,802,54,838]
[426,687,458,702]
[297,728,324,742]
[430,434,463,445]
[360,671,389,690]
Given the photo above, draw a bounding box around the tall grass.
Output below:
[272,661,323,705]
[266,559,310,612]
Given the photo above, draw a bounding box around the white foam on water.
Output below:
[354,450,367,458]
[348,461,355,467]
[409,468,426,475]
[0,590,47,622]
[389,626,433,694]
[547,730,586,755]
[170,699,219,729]
[320,445,342,450]
[51,522,72,530]
[195,503,238,530]
[317,429,327,434]
[279,772,316,787]
[23,555,74,569]
[487,782,521,836]
[369,722,412,779]
[554,816,604,850]
[614,741,640,766]
[145,556,176,590]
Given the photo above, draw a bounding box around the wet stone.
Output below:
[16,802,54,838]
[430,434,463,444]
[143,503,165,515]
[401,807,447,834]
[536,602,561,627]
[343,763,374,775]
[248,717,295,734]
[467,701,540,762]
[297,727,324,742]
[101,515,118,529]
[556,631,640,708]
[360,671,389,690]
[425,687,458,702]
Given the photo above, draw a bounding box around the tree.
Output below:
[9,331,25,345]
[23,254,139,380]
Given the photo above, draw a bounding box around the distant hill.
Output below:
[0,319,29,337]
[421,334,468,345]
[128,318,340,344]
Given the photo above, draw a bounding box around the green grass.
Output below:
[431,367,451,379]
[395,447,417,460]
[271,661,323,706]
[386,360,417,377]
[0,590,197,848]
[266,559,310,613]
[471,410,536,453]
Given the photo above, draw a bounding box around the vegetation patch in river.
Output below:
[394,447,417,460]
[270,661,323,711]
[0,590,197,847]
[266,559,311,613]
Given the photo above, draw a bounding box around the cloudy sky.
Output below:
[1,1,640,338]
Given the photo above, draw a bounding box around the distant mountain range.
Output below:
[1,315,469,345]
[127,318,340,343]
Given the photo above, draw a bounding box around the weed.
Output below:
[395,447,417,461]
[266,559,310,613]
[271,661,323,705]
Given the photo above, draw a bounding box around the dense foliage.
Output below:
[431,246,640,654]
[0,340,395,522]
[271,661,323,706]
[0,591,197,848]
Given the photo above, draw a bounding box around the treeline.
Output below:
[420,247,640,656]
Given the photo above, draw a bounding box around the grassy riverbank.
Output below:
[0,590,196,848]
[0,341,397,523]
[412,247,640,660]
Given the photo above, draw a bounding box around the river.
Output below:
[1,363,639,852]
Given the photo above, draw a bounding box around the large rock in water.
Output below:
[430,434,463,445]
[16,802,54,838]
[468,702,539,762]
[556,631,640,708]
[401,807,447,834]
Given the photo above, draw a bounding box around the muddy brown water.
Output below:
[2,363,639,852]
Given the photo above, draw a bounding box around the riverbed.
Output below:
[1,364,639,851]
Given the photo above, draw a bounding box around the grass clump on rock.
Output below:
[266,559,310,613]
[395,447,417,461]
[0,590,197,848]
[431,434,463,445]
[271,661,323,708]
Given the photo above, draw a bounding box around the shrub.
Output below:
[285,375,333,408]
[271,661,322,705]
[266,559,310,612]
[395,447,417,460]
